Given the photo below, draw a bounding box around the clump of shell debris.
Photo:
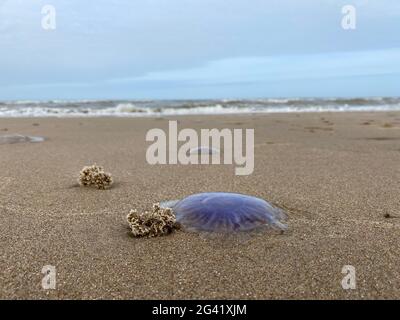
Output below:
[126,204,180,238]
[78,164,113,190]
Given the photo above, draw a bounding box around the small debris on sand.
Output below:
[78,164,113,190]
[127,204,180,238]
[382,123,394,128]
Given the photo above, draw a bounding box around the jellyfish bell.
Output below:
[187,146,220,156]
[161,192,287,234]
[190,146,220,155]
[0,134,45,145]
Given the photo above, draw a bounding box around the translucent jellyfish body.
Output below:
[188,147,220,155]
[162,192,287,233]
[0,134,45,145]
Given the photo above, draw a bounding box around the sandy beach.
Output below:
[1,111,400,299]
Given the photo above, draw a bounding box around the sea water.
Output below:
[0,97,399,117]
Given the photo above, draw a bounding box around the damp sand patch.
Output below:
[0,134,45,145]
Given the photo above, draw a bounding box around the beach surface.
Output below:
[1,112,400,299]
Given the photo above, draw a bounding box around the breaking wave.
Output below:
[0,98,399,117]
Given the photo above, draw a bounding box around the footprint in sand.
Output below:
[304,126,334,133]
[381,123,397,129]
[364,137,399,141]
[320,118,334,126]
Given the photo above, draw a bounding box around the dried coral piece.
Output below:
[92,171,113,190]
[78,164,113,189]
[127,203,180,238]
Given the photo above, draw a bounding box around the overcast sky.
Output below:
[0,0,399,100]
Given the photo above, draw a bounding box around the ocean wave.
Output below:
[0,98,399,117]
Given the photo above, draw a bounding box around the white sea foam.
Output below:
[0,98,399,117]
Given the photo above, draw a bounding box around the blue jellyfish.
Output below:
[161,192,287,233]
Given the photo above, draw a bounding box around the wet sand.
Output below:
[0,112,400,299]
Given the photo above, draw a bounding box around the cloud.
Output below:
[1,48,399,99]
[0,0,399,99]
[109,48,400,84]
